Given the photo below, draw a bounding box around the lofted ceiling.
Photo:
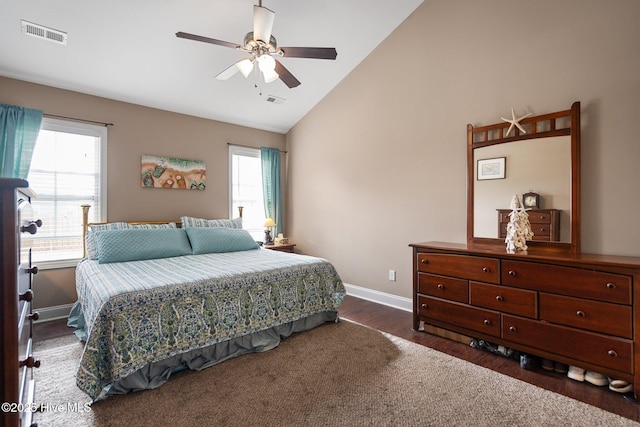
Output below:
[0,0,423,134]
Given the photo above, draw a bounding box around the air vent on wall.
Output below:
[21,20,67,45]
[265,95,285,105]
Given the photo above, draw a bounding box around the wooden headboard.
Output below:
[81,204,244,257]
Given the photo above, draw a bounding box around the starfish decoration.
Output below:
[501,107,532,137]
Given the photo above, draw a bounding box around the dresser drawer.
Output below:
[528,211,553,223]
[417,253,500,284]
[530,224,550,238]
[470,282,537,318]
[502,260,632,304]
[418,273,468,303]
[503,315,633,374]
[539,293,632,339]
[417,295,501,337]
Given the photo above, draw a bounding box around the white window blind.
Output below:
[229,145,264,241]
[27,118,107,268]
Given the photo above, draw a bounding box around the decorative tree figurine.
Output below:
[505,194,534,252]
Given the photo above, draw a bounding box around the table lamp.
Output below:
[263,218,276,245]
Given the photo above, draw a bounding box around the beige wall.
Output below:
[0,77,286,310]
[286,0,640,300]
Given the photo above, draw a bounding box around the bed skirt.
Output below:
[68,308,338,400]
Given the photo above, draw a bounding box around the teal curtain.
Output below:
[260,146,283,235]
[0,103,43,178]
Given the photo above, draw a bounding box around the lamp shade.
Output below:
[236,58,255,78]
[263,218,276,227]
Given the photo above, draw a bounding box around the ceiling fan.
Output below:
[176,1,337,88]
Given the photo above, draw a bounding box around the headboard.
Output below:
[81,204,244,258]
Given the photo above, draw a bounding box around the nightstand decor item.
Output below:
[504,194,534,253]
[522,191,540,209]
[263,217,276,245]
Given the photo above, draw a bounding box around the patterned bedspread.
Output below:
[72,249,345,400]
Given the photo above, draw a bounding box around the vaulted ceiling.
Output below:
[1,0,423,133]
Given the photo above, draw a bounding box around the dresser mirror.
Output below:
[467,102,581,254]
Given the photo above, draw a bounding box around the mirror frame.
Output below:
[467,102,581,254]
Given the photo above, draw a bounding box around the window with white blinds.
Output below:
[27,118,107,268]
[229,145,264,241]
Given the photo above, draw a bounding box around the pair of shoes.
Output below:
[608,378,634,394]
[519,354,539,370]
[554,362,568,374]
[541,359,554,371]
[567,366,585,382]
[585,371,608,386]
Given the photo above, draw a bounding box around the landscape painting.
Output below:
[141,155,206,190]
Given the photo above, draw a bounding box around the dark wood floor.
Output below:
[34,295,639,421]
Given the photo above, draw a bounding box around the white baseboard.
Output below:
[343,283,412,312]
[33,303,74,323]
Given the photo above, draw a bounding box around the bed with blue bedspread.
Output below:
[68,216,345,401]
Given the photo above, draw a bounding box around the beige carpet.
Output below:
[33,320,638,427]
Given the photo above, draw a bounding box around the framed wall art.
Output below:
[477,157,506,181]
[141,155,206,190]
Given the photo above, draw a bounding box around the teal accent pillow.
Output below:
[181,216,242,229]
[185,227,259,254]
[86,222,177,259]
[94,228,192,264]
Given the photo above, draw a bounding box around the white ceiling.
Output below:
[1,0,423,134]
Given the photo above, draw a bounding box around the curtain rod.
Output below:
[227,142,287,154]
[44,113,114,127]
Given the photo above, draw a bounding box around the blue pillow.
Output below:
[94,228,192,264]
[181,216,242,229]
[185,227,259,254]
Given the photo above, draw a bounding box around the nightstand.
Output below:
[264,243,296,253]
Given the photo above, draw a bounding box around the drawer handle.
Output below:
[495,295,503,302]
[26,265,39,275]
[608,350,618,358]
[509,326,517,332]
[421,303,427,309]
[540,228,546,232]
[437,284,444,289]
[606,283,616,290]
[19,290,33,302]
[508,270,516,276]
[28,312,40,321]
[421,259,428,264]
[20,219,42,234]
[483,319,491,325]
[482,267,489,273]
[19,356,41,368]
[576,310,585,317]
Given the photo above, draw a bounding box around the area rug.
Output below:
[32,319,638,427]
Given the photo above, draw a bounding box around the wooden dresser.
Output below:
[497,209,561,241]
[1,178,41,427]
[411,241,640,399]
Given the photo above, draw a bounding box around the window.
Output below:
[27,118,106,268]
[229,145,264,241]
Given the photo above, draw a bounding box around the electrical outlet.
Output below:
[388,269,396,281]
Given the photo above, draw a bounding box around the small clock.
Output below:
[523,192,540,209]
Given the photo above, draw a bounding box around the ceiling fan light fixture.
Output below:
[262,67,279,83]
[257,54,276,73]
[236,58,255,78]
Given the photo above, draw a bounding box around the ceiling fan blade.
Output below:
[215,63,241,80]
[253,5,275,43]
[280,47,337,60]
[274,59,301,88]
[176,32,239,49]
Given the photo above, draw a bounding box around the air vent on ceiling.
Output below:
[21,20,67,45]
[265,95,285,105]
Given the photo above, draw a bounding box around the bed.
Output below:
[67,208,345,401]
